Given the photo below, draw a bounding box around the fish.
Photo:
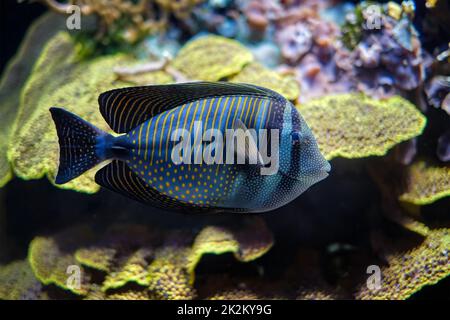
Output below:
[50,82,330,213]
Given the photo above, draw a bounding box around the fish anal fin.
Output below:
[95,160,213,213]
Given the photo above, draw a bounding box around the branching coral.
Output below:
[28,226,96,295]
[399,161,450,205]
[299,94,427,160]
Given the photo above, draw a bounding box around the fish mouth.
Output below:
[279,162,331,181]
[322,161,331,173]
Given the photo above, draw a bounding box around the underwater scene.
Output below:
[0,0,448,301]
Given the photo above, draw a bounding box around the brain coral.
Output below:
[170,35,254,81]
[299,94,427,160]
[399,161,450,205]
[229,62,300,101]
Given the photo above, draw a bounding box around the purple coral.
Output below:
[276,22,312,63]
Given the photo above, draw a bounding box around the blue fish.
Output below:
[50,82,330,213]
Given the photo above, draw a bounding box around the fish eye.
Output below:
[291,132,301,146]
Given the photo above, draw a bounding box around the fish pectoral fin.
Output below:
[232,119,267,166]
[98,82,280,133]
[95,160,213,212]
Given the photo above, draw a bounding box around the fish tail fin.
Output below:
[50,107,113,184]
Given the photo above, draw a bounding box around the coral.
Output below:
[75,247,116,273]
[0,260,46,300]
[102,248,153,290]
[28,226,95,295]
[35,0,203,51]
[156,0,205,20]
[6,32,169,193]
[188,217,273,276]
[399,161,450,205]
[437,130,450,162]
[229,62,299,101]
[208,289,261,300]
[355,226,450,300]
[170,35,253,81]
[338,1,429,99]
[275,22,312,64]
[23,219,272,300]
[299,94,427,160]
[0,13,65,188]
[252,1,430,102]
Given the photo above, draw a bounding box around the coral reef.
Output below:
[28,226,95,295]
[8,33,125,193]
[229,62,299,101]
[170,35,253,81]
[0,13,65,188]
[242,1,430,102]
[1,0,449,301]
[399,161,450,205]
[355,226,450,300]
[6,32,174,193]
[36,0,205,55]
[21,218,273,300]
[299,94,427,160]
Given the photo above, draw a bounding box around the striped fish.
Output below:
[50,82,330,213]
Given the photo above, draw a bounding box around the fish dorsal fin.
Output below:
[232,119,267,166]
[98,82,279,133]
[95,160,212,213]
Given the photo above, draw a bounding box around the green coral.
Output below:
[75,247,116,273]
[22,220,272,300]
[355,226,450,300]
[299,94,427,160]
[399,161,450,205]
[147,250,195,300]
[208,289,261,300]
[170,35,254,81]
[0,13,65,188]
[28,226,95,295]
[0,260,46,300]
[230,62,300,101]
